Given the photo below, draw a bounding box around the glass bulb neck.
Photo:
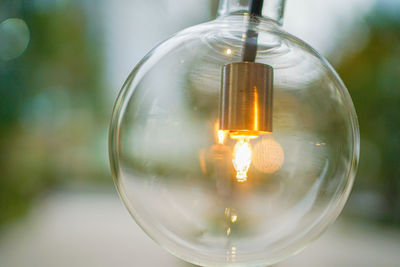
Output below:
[217,0,286,25]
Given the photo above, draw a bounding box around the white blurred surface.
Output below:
[0,190,399,267]
[0,190,189,267]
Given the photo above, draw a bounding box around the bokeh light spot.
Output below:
[253,136,285,174]
[0,18,30,61]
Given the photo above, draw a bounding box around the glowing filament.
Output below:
[232,137,252,182]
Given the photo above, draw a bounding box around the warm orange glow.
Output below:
[253,86,259,131]
[218,130,226,144]
[232,136,252,182]
[215,121,227,144]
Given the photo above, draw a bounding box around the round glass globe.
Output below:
[109,14,359,267]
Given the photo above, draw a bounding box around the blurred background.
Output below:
[0,0,399,266]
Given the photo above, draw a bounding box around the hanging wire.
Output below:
[242,0,264,62]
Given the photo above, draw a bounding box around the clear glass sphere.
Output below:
[109,15,359,267]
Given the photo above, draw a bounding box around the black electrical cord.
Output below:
[249,0,263,16]
[242,0,264,62]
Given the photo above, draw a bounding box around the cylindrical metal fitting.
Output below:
[219,62,273,136]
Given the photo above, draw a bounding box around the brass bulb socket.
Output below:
[219,62,273,136]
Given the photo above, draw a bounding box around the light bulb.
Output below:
[232,136,252,182]
[218,60,273,182]
[109,0,360,266]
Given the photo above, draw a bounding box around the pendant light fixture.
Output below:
[109,0,360,266]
